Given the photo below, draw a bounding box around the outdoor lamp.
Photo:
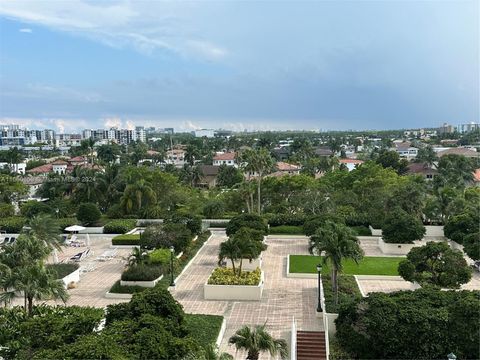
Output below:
[447,353,457,360]
[316,263,323,312]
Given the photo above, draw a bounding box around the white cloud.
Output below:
[0,1,227,60]
[19,28,32,33]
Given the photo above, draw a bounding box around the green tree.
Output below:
[240,148,274,214]
[435,154,475,189]
[398,241,471,288]
[217,165,244,188]
[96,143,121,164]
[203,199,225,218]
[202,344,234,360]
[382,208,425,244]
[444,212,478,244]
[309,221,364,305]
[228,325,288,360]
[375,149,408,174]
[77,202,102,225]
[463,232,480,260]
[225,213,267,236]
[0,174,27,203]
[121,179,157,215]
[415,145,437,167]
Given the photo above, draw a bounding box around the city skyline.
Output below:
[0,1,478,132]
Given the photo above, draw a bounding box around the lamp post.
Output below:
[316,264,323,313]
[447,353,456,360]
[55,208,59,218]
[169,246,175,287]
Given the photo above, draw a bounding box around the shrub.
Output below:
[148,248,172,265]
[111,234,140,245]
[20,200,51,218]
[208,221,229,228]
[165,214,202,235]
[208,267,261,286]
[349,225,372,236]
[268,225,304,235]
[140,223,192,252]
[0,217,25,233]
[109,280,148,294]
[46,263,79,279]
[77,203,101,225]
[57,218,79,232]
[121,264,163,282]
[463,232,480,260]
[225,214,267,236]
[267,213,306,227]
[202,200,225,219]
[336,289,480,359]
[382,208,425,243]
[103,219,137,234]
[0,203,14,218]
[444,212,477,245]
[106,204,123,219]
[303,214,345,236]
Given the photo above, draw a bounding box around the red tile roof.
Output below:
[213,152,236,161]
[51,159,68,165]
[437,148,479,158]
[27,164,53,174]
[474,169,480,182]
[276,162,300,171]
[339,159,364,164]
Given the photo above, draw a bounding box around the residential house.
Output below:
[339,159,364,171]
[213,152,238,167]
[394,142,418,160]
[0,162,26,175]
[267,162,301,178]
[21,176,47,197]
[197,165,220,188]
[407,162,438,181]
[437,147,480,159]
[165,149,186,168]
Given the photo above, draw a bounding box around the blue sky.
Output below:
[0,0,478,132]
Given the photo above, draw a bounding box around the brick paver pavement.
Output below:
[171,230,323,359]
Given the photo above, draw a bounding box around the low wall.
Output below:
[78,227,104,234]
[215,318,227,347]
[379,238,448,255]
[204,271,264,301]
[369,226,382,236]
[120,274,164,288]
[105,292,133,299]
[325,313,338,337]
[61,268,80,288]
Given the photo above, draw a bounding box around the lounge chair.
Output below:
[96,248,118,261]
[69,251,83,262]
[80,262,96,273]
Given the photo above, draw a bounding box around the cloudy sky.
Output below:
[0,0,478,133]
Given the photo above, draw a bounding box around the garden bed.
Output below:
[120,264,163,287]
[47,263,80,289]
[111,233,140,246]
[268,225,305,235]
[323,274,362,314]
[204,268,264,300]
[184,314,224,348]
[288,255,403,276]
[108,280,148,295]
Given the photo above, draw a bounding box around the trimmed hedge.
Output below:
[46,263,79,279]
[103,219,137,234]
[269,225,304,235]
[208,221,229,228]
[109,280,148,294]
[207,267,261,286]
[111,234,140,246]
[0,217,26,233]
[349,225,372,236]
[121,264,163,282]
[267,214,306,227]
[184,314,224,348]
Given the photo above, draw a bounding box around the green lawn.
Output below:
[289,255,403,276]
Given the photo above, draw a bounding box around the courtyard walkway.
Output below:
[171,230,323,358]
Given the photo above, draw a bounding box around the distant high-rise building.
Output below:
[457,122,479,134]
[438,123,455,135]
[193,129,215,138]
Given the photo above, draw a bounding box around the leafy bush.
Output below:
[444,212,477,245]
[202,200,225,219]
[140,223,193,252]
[225,213,267,236]
[303,214,345,236]
[20,200,51,218]
[148,248,172,265]
[382,208,425,244]
[349,225,372,236]
[111,234,140,245]
[57,218,79,232]
[165,213,202,235]
[267,213,306,227]
[109,280,148,294]
[103,219,137,234]
[208,267,261,285]
[77,203,101,225]
[0,217,25,233]
[463,232,480,260]
[268,225,304,235]
[46,263,79,279]
[208,221,229,228]
[336,289,480,359]
[0,203,14,218]
[121,264,163,282]
[323,274,362,313]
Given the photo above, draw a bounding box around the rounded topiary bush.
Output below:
[382,208,425,244]
[77,202,101,225]
[225,213,267,236]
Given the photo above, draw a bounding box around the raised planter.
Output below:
[61,268,80,289]
[204,271,265,301]
[120,274,164,288]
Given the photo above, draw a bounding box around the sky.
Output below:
[0,0,478,133]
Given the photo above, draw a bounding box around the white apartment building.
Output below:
[213,152,237,167]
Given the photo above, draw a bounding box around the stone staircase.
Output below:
[296,330,327,360]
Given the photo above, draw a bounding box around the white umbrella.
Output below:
[53,249,59,264]
[65,225,86,233]
[86,233,91,246]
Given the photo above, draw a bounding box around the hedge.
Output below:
[103,219,137,234]
[0,217,26,233]
[111,234,140,246]
[208,221,229,228]
[207,267,261,286]
[109,280,148,294]
[184,314,224,348]
[268,225,304,235]
[121,264,163,281]
[46,263,80,279]
[267,213,306,227]
[349,225,372,236]
[57,218,79,231]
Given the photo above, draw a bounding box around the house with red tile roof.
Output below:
[339,158,364,171]
[213,152,237,167]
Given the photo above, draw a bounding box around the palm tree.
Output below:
[309,221,364,305]
[25,214,63,251]
[240,148,274,214]
[218,238,240,274]
[185,145,200,167]
[121,179,157,214]
[229,325,288,360]
[203,344,234,360]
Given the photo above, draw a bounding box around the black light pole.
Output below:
[316,264,323,312]
[170,246,175,287]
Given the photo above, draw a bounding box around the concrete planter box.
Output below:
[204,271,264,301]
[231,256,262,271]
[378,238,417,255]
[61,268,80,289]
[325,313,338,337]
[105,292,133,299]
[120,274,164,288]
